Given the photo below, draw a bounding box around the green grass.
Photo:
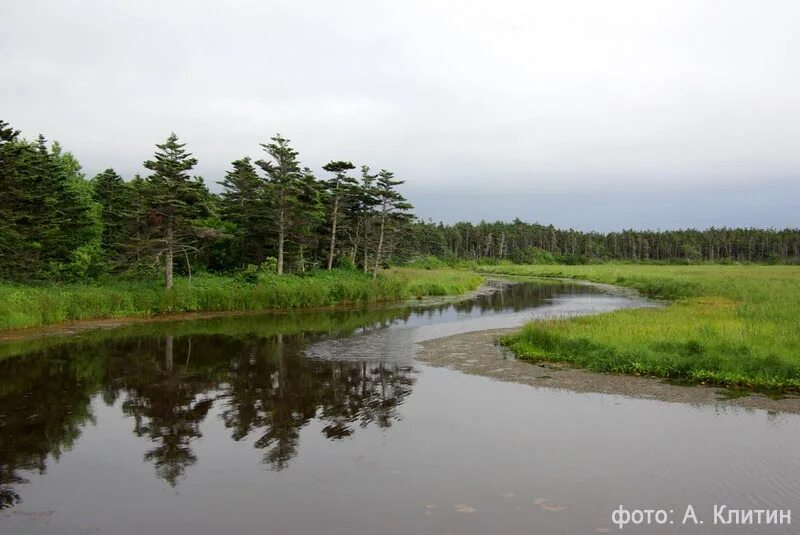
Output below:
[474,264,800,392]
[0,268,485,331]
[387,268,485,297]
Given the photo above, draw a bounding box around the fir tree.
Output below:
[255,134,304,275]
[142,133,208,289]
[91,168,134,269]
[372,170,412,277]
[291,167,325,272]
[0,120,22,270]
[218,157,268,266]
[0,122,97,280]
[342,165,379,272]
[321,160,356,270]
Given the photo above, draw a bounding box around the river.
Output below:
[1,280,797,534]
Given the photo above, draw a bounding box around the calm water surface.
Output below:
[1,282,798,534]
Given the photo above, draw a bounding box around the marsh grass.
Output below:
[0,268,484,331]
[386,268,485,297]
[477,265,800,392]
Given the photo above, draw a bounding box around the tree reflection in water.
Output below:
[0,327,416,503]
[0,339,99,508]
[118,335,217,486]
[219,333,414,469]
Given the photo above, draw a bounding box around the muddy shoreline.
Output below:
[415,328,800,414]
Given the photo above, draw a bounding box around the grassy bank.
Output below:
[0,268,484,331]
[474,265,800,392]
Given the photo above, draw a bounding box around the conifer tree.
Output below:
[321,160,356,270]
[218,157,268,266]
[142,133,208,289]
[48,142,102,279]
[0,122,96,279]
[255,135,304,275]
[345,165,379,272]
[0,120,22,271]
[91,168,133,269]
[291,167,325,271]
[372,170,412,277]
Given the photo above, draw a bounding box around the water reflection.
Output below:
[0,339,96,510]
[0,281,597,508]
[0,332,416,502]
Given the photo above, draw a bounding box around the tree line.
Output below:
[401,219,800,264]
[1,118,798,287]
[0,120,412,286]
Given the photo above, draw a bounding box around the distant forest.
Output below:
[1,119,798,285]
[405,220,800,265]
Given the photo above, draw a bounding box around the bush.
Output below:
[334,255,356,271]
[514,247,556,264]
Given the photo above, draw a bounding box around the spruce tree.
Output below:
[218,157,268,267]
[142,133,208,289]
[0,122,97,280]
[321,160,356,270]
[0,120,22,272]
[255,135,304,275]
[372,170,412,277]
[344,165,379,272]
[291,167,325,271]
[92,168,134,268]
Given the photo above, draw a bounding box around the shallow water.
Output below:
[1,281,797,534]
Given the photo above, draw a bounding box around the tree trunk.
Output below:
[327,194,339,270]
[164,334,173,373]
[183,248,192,281]
[373,207,386,279]
[165,221,174,290]
[277,196,285,275]
[350,220,361,264]
[362,219,369,273]
[277,224,284,274]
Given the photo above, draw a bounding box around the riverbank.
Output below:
[416,328,800,414]
[0,268,485,331]
[474,265,800,392]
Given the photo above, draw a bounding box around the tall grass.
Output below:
[0,268,485,331]
[385,268,485,297]
[477,265,800,392]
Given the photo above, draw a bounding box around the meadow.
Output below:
[0,268,484,331]
[474,264,800,392]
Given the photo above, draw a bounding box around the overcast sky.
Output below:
[2,0,798,230]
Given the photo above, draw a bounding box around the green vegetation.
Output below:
[405,222,800,264]
[0,268,483,331]
[385,268,484,298]
[0,120,415,286]
[478,265,800,392]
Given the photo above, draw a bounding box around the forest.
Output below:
[1,118,799,290]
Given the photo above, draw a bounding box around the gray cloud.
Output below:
[2,0,798,229]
